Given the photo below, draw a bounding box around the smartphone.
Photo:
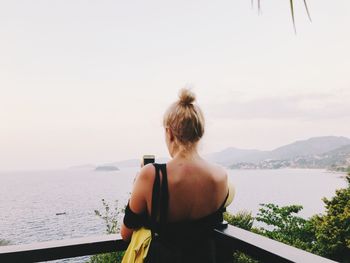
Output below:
[143,155,155,165]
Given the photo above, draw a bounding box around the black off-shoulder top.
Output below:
[123,163,228,244]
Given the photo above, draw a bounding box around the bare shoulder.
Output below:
[214,164,228,183]
[203,160,228,184]
[129,163,155,213]
[136,163,156,183]
[202,161,229,208]
[131,163,156,197]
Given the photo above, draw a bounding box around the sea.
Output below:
[0,168,347,262]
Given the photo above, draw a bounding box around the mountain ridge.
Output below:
[206,136,350,167]
[87,136,350,170]
[214,136,350,170]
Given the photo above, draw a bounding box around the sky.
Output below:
[0,0,349,170]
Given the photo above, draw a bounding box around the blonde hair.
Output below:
[163,88,205,149]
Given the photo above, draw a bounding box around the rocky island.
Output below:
[94,165,119,172]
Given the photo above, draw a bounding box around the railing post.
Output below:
[214,221,234,263]
[215,236,234,263]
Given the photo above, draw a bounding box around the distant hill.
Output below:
[324,143,350,157]
[207,136,350,170]
[268,136,350,160]
[102,157,170,169]
[95,165,119,172]
[307,144,350,170]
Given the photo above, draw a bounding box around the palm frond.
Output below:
[303,0,312,22]
[290,0,297,34]
[251,0,312,33]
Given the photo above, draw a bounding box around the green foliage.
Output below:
[233,251,259,263]
[89,252,124,263]
[94,199,122,234]
[224,211,259,262]
[309,174,350,262]
[224,211,254,231]
[88,199,125,263]
[233,174,350,262]
[331,166,350,172]
[255,204,316,251]
[0,239,10,246]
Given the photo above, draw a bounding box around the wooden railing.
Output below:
[0,225,337,263]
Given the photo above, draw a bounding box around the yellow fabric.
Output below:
[122,228,152,263]
[224,181,235,208]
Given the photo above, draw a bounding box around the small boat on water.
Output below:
[56,212,66,216]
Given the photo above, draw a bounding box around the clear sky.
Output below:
[1,0,349,170]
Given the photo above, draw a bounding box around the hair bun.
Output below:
[178,88,196,106]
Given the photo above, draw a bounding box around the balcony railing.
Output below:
[0,225,336,263]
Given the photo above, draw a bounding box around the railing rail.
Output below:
[0,225,336,263]
[214,226,336,263]
[0,234,127,263]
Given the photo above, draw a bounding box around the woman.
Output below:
[121,89,231,263]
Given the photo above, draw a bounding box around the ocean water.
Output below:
[227,169,347,218]
[0,168,347,262]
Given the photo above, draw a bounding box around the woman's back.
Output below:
[144,156,228,223]
[145,160,228,263]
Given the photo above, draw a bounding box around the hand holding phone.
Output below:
[142,155,155,167]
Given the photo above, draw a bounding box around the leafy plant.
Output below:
[88,199,125,263]
[94,199,123,234]
[0,239,10,246]
[224,211,259,262]
[233,251,259,263]
[224,210,254,231]
[310,174,350,262]
[255,204,316,251]
[89,252,124,263]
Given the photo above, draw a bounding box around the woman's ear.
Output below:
[167,128,175,142]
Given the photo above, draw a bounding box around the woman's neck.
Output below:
[172,146,200,161]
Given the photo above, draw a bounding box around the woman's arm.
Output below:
[121,164,154,241]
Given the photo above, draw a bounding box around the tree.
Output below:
[255,204,316,252]
[251,174,350,262]
[224,211,254,231]
[89,199,125,263]
[310,174,350,262]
